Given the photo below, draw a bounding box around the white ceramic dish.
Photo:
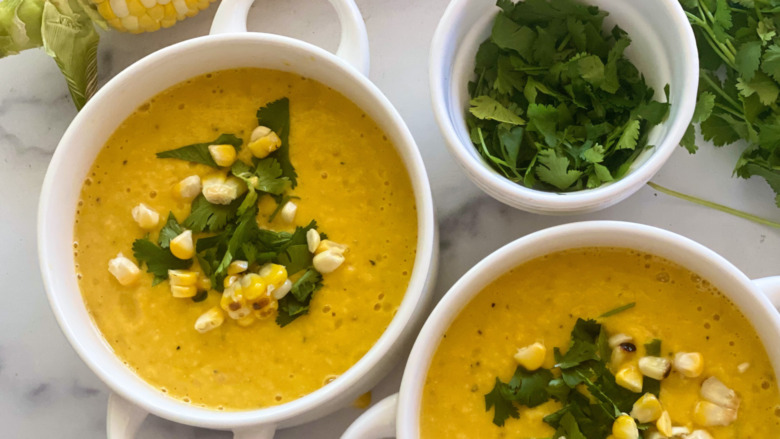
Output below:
[429,0,699,215]
[343,221,780,438]
[36,0,438,437]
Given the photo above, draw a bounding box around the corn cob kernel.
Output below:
[91,0,215,33]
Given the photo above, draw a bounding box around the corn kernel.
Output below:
[656,411,672,437]
[131,203,160,230]
[241,274,267,300]
[259,263,288,288]
[120,15,139,32]
[639,356,671,380]
[273,279,293,300]
[175,175,201,200]
[687,430,714,439]
[248,126,282,158]
[700,377,739,410]
[315,239,348,255]
[693,401,737,426]
[612,414,638,439]
[227,260,248,275]
[171,284,197,298]
[513,342,546,371]
[737,362,750,373]
[223,274,240,288]
[220,283,250,320]
[196,275,211,291]
[608,333,633,348]
[208,144,237,167]
[202,173,246,205]
[97,1,117,20]
[253,297,278,320]
[194,307,224,333]
[109,0,130,18]
[168,269,198,286]
[108,252,141,286]
[125,0,145,16]
[307,228,321,253]
[616,365,643,393]
[673,352,704,378]
[170,230,194,260]
[313,248,345,274]
[630,393,663,423]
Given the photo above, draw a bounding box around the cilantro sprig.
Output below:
[156,133,243,168]
[485,318,658,437]
[468,0,669,191]
[681,0,780,207]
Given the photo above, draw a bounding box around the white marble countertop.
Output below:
[2,0,779,437]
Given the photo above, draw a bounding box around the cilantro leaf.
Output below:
[761,44,780,82]
[254,158,290,195]
[615,119,640,150]
[257,98,296,187]
[736,40,763,82]
[158,212,184,249]
[156,133,242,168]
[736,71,780,105]
[184,194,243,233]
[132,237,191,285]
[276,269,323,327]
[536,149,583,191]
[469,96,526,125]
[508,366,553,408]
[485,378,520,427]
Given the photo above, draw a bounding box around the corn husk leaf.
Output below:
[0,0,45,56]
[40,0,98,109]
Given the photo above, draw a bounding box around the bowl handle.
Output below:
[209,0,370,76]
[341,393,398,439]
[753,276,780,310]
[106,393,148,438]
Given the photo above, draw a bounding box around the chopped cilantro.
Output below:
[156,133,242,168]
[257,98,297,187]
[183,194,243,233]
[158,212,184,249]
[468,0,668,192]
[642,339,663,396]
[191,289,208,303]
[599,302,636,318]
[276,268,323,327]
[132,237,192,285]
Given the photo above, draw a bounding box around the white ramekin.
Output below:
[343,221,780,438]
[37,0,439,437]
[430,0,699,215]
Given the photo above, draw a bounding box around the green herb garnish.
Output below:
[681,0,780,207]
[257,98,297,187]
[486,318,657,436]
[276,268,323,327]
[158,212,184,249]
[468,0,669,191]
[599,302,636,318]
[156,133,242,168]
[132,237,192,285]
[183,194,243,233]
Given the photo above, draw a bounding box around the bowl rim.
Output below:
[396,220,780,437]
[429,0,699,214]
[37,32,437,430]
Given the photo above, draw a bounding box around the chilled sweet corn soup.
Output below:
[421,248,780,439]
[74,68,417,410]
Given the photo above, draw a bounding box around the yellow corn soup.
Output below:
[421,248,780,438]
[74,68,417,410]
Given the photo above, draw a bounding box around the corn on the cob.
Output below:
[91,0,216,34]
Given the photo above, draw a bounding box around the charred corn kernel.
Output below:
[108,252,141,286]
[674,352,704,378]
[175,175,201,199]
[611,345,635,369]
[609,333,633,348]
[616,365,643,393]
[202,173,246,205]
[259,263,288,288]
[131,203,159,229]
[612,414,638,439]
[208,144,236,167]
[639,356,671,380]
[194,307,224,333]
[280,201,297,223]
[220,282,250,320]
[196,275,211,291]
[700,377,740,409]
[248,126,282,158]
[737,362,750,373]
[171,284,197,298]
[170,230,194,259]
[223,274,240,288]
[273,279,293,300]
[168,269,197,286]
[513,342,546,371]
[687,430,714,439]
[307,228,321,253]
[227,260,248,275]
[693,401,737,426]
[315,239,348,255]
[630,393,663,423]
[253,298,278,320]
[656,411,672,437]
[313,248,346,274]
[236,313,256,327]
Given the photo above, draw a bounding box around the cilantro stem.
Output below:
[647,182,780,229]
[700,72,743,113]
